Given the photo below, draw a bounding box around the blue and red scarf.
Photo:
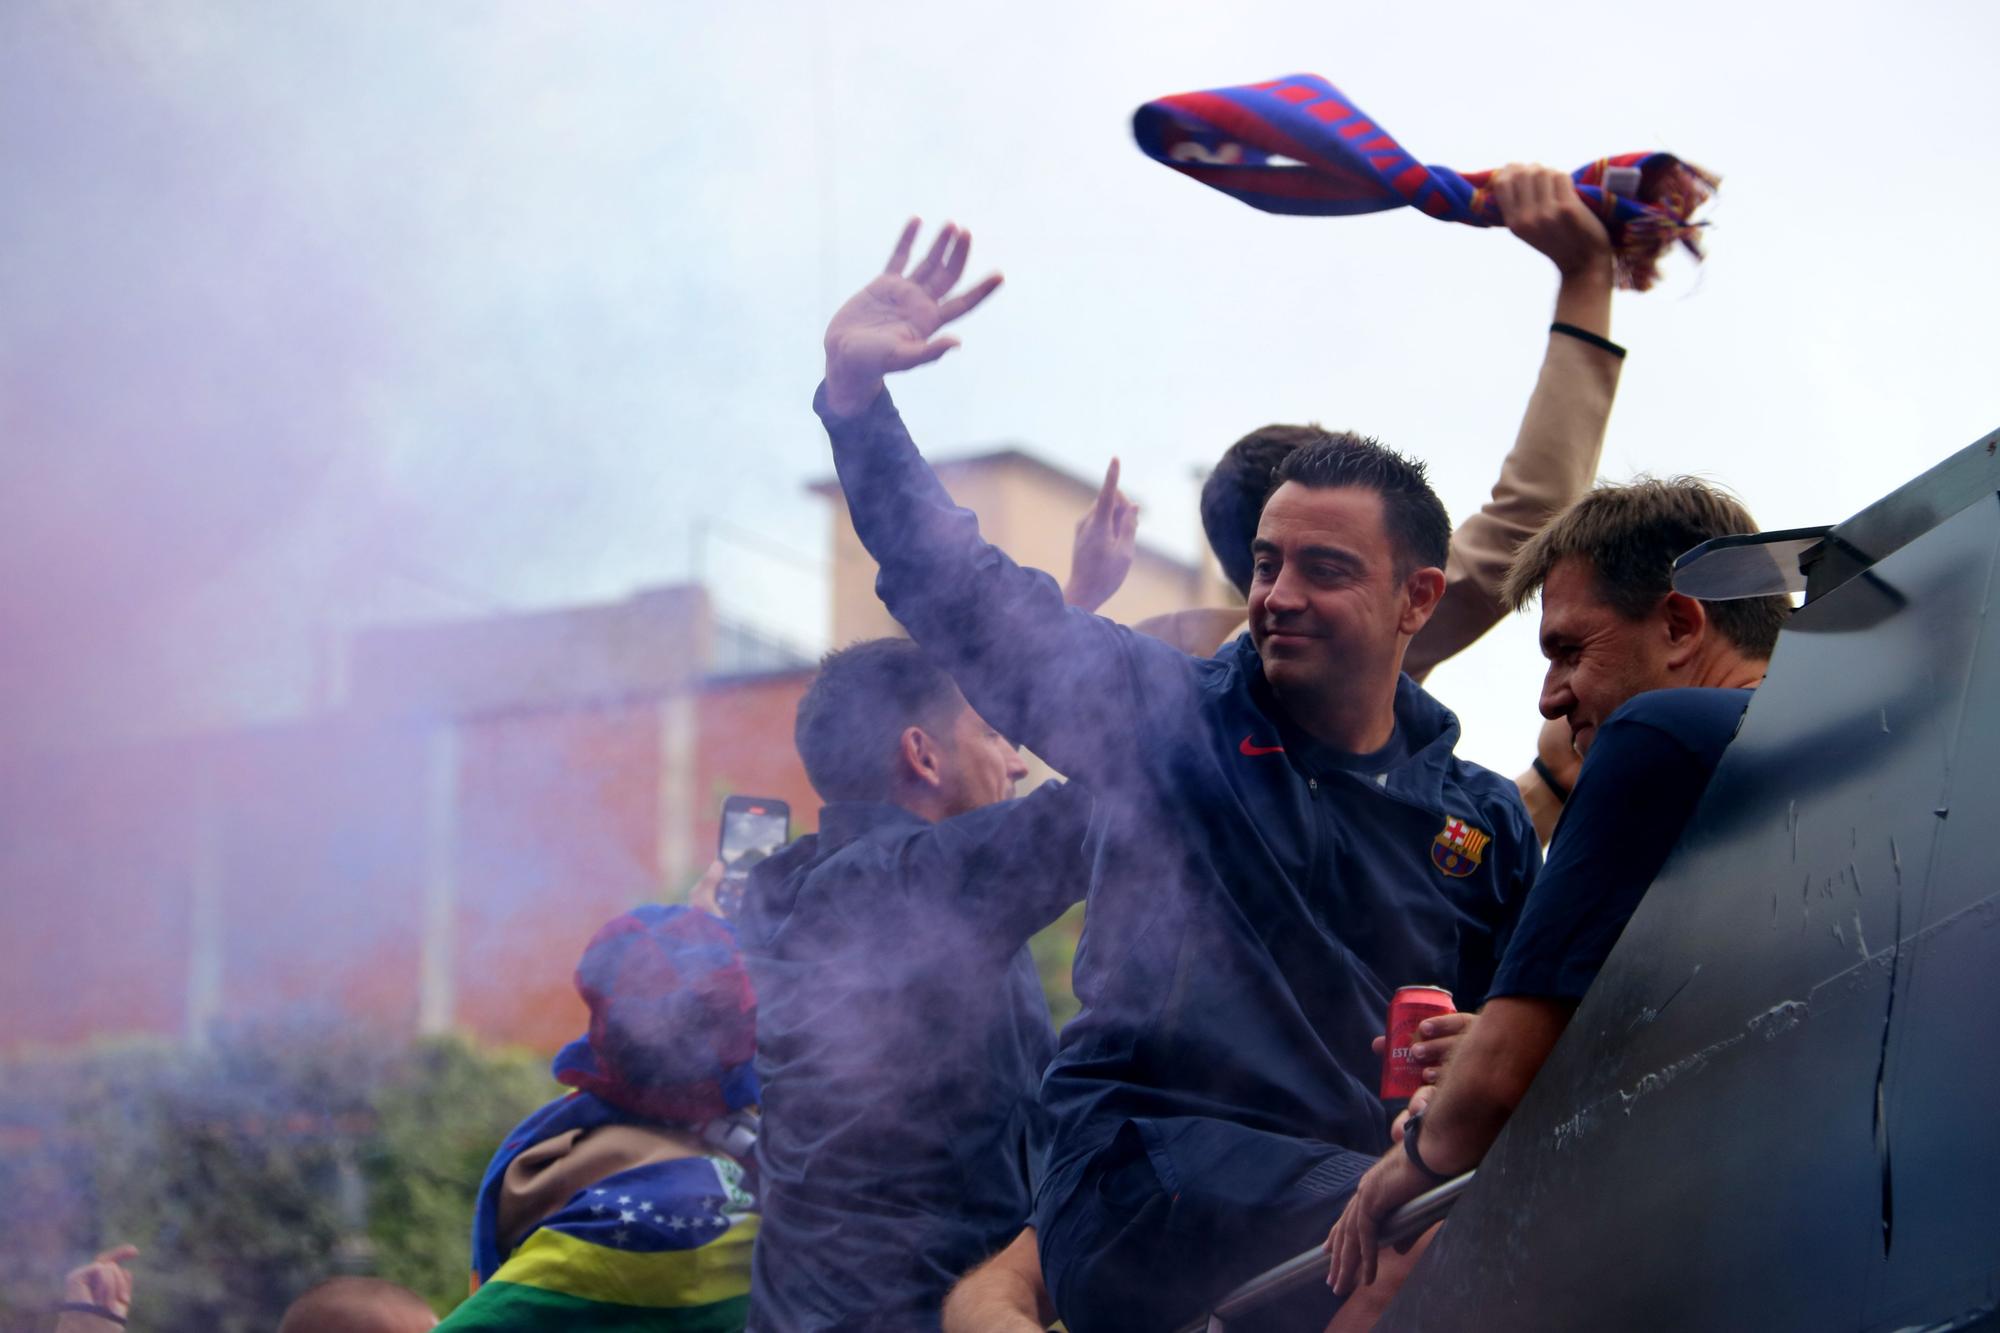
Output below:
[1134,73,1717,291]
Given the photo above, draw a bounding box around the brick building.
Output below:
[0,449,1232,1054]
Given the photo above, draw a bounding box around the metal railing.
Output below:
[1173,1171,1475,1333]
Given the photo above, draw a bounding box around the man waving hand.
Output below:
[813,218,1536,1331]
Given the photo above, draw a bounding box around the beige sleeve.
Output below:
[1406,329,1623,683]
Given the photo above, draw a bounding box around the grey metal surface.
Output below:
[1377,441,2000,1331]
[1671,526,1831,600]
[1799,427,2000,602]
[1175,1173,1475,1333]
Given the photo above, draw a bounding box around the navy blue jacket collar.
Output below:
[1231,636,1462,812]
[816,799,928,850]
[748,800,929,930]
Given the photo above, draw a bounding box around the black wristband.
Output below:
[1531,755,1572,804]
[53,1303,127,1327]
[1549,321,1627,359]
[1402,1112,1450,1184]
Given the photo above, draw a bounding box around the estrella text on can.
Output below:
[1380,984,1455,1100]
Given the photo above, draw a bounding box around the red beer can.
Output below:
[1380,985,1455,1099]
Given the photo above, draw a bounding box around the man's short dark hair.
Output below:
[1271,430,1452,576]
[1201,425,1314,596]
[1501,476,1788,659]
[1203,425,1451,593]
[794,638,965,803]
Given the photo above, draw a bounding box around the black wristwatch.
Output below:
[1402,1111,1450,1184]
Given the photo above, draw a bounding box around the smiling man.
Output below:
[1522,486,1776,758]
[1327,478,1785,1300]
[1250,441,1451,753]
[814,219,1538,1331]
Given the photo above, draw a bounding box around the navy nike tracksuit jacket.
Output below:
[820,385,1539,1330]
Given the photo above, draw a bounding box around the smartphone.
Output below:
[716,795,791,916]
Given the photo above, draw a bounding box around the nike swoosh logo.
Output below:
[1239,734,1286,757]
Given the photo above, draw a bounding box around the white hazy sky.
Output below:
[2,0,1995,773]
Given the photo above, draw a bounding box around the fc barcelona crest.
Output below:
[1431,816,1490,878]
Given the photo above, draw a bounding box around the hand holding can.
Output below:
[1379,985,1455,1100]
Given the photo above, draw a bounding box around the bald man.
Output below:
[276,1277,438,1333]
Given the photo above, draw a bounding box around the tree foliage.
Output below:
[0,1029,554,1333]
[363,1037,559,1312]
[1029,901,1086,1028]
[0,931,1088,1331]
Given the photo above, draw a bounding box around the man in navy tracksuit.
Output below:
[816,220,1539,1330]
[736,638,1094,1332]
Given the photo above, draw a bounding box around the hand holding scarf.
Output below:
[1134,73,1717,291]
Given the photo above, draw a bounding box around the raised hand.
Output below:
[56,1245,138,1332]
[823,219,1005,418]
[1490,163,1614,281]
[1064,458,1140,612]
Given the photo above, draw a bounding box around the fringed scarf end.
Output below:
[1615,156,1721,291]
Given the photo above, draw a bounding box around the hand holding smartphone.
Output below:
[716,795,791,917]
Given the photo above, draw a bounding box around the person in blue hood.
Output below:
[442,904,762,1332]
[811,219,1541,1332]
[733,637,1096,1332]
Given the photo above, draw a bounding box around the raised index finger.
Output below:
[1097,458,1122,510]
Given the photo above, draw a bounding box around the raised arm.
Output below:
[1405,164,1623,682]
[819,221,1203,783]
[913,779,1098,947]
